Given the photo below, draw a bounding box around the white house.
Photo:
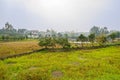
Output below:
[27,30,39,38]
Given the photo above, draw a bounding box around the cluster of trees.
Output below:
[0,35,27,41]
[0,22,28,41]
[38,26,120,49]
[39,36,70,49]
[90,26,109,36]
[108,31,120,42]
[77,26,120,47]
[0,29,27,41]
[90,26,120,41]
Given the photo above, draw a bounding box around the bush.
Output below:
[39,37,71,49]
[39,37,51,48]
[96,35,107,46]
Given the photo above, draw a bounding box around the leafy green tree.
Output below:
[39,37,51,49]
[39,37,70,49]
[49,38,57,48]
[100,27,109,35]
[57,33,62,37]
[39,37,57,49]
[116,31,120,38]
[56,37,70,49]
[90,26,100,36]
[108,33,116,42]
[88,33,95,46]
[1,35,5,40]
[90,26,109,36]
[77,34,87,47]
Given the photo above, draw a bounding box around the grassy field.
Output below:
[0,40,40,58]
[0,46,120,80]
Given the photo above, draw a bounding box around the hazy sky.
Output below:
[0,0,120,32]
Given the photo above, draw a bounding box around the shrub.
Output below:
[96,35,107,46]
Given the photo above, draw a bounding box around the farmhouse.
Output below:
[27,30,39,38]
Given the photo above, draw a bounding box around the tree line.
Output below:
[38,26,120,49]
[76,26,120,47]
[0,23,120,47]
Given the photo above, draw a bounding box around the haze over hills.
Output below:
[0,0,120,32]
[0,22,119,40]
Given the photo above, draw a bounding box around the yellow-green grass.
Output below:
[0,46,120,80]
[0,40,40,58]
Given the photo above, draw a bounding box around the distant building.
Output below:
[27,30,39,38]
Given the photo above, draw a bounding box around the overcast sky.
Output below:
[0,0,120,32]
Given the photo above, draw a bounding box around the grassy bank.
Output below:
[0,46,120,80]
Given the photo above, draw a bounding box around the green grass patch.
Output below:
[0,46,120,80]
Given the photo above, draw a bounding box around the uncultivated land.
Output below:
[0,40,40,58]
[0,46,120,80]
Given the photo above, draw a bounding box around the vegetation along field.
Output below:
[0,46,120,80]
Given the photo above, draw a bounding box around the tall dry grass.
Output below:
[0,40,40,58]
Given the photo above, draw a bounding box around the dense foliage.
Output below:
[39,37,70,49]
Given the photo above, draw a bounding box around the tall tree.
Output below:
[90,26,100,36]
[108,32,117,42]
[77,34,87,47]
[100,27,109,35]
[56,37,70,49]
[88,33,95,46]
[39,37,51,49]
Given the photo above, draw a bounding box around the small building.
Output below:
[27,30,39,38]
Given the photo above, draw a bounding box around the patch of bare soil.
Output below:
[52,71,63,78]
